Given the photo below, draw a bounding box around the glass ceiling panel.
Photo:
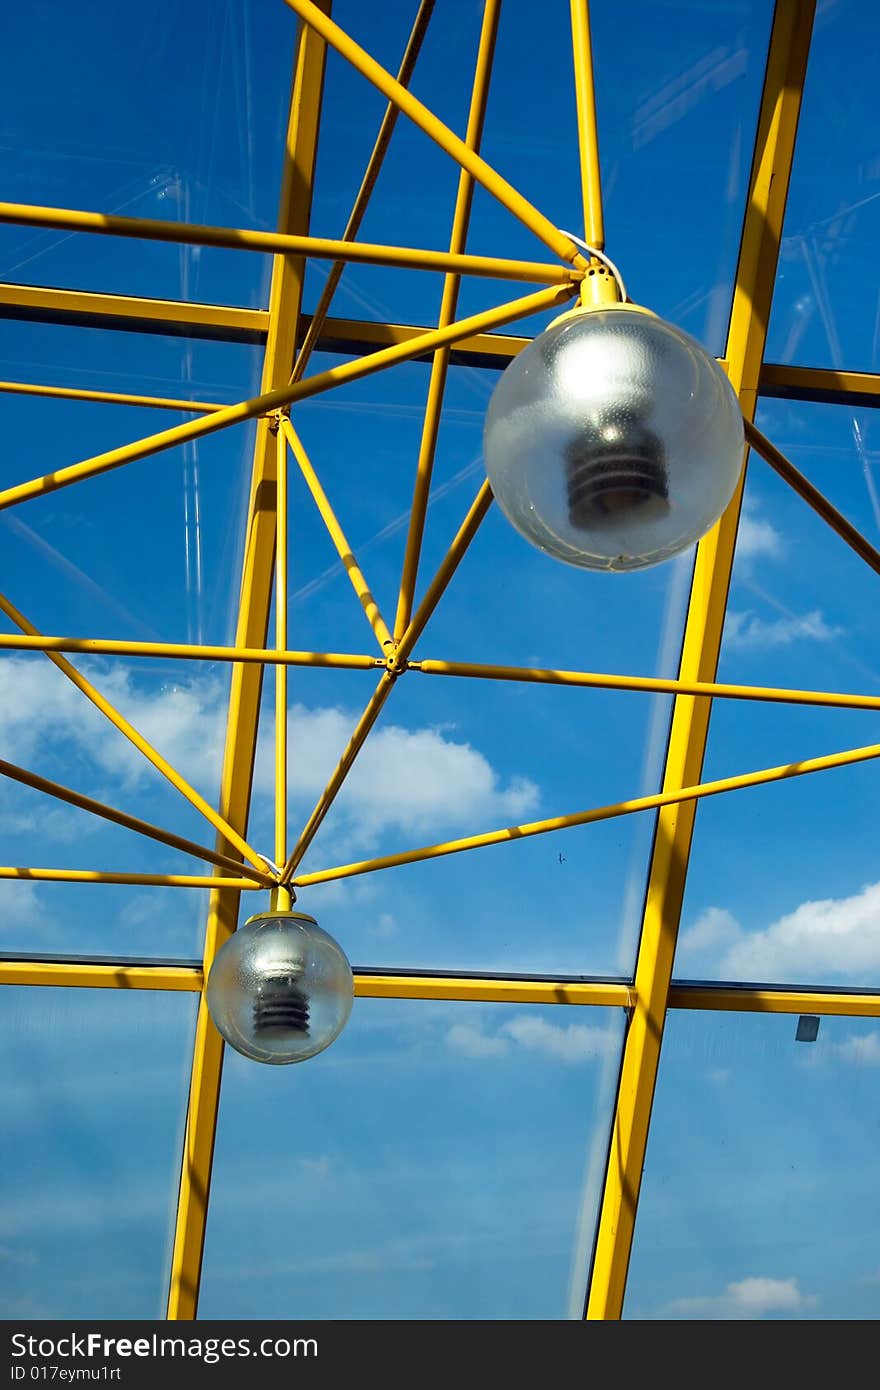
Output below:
[200,997,624,1319]
[0,0,300,307]
[625,1009,880,1320]
[0,985,195,1318]
[766,0,880,372]
[310,0,771,359]
[675,398,880,990]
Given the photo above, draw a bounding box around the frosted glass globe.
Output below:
[206,911,353,1065]
[483,306,744,571]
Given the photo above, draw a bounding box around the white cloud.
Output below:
[447,1022,511,1059]
[679,906,741,956]
[446,1013,616,1065]
[725,608,842,651]
[736,505,784,565]
[659,1276,816,1320]
[0,658,538,854]
[680,881,880,983]
[0,881,47,932]
[829,1032,880,1067]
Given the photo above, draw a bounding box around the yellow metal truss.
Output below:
[2,0,868,1320]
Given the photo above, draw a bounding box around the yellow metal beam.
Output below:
[745,418,880,575]
[0,591,268,874]
[293,731,880,889]
[0,200,575,286]
[759,362,880,407]
[0,379,224,413]
[586,0,816,1321]
[668,984,880,1017]
[413,656,880,713]
[283,0,587,269]
[569,0,605,250]
[0,632,381,669]
[0,757,273,886]
[354,974,631,1008]
[0,867,259,889]
[0,280,268,342]
[393,0,500,639]
[166,10,329,1322]
[279,479,494,883]
[0,283,573,516]
[280,417,394,653]
[291,0,435,384]
[0,960,203,991]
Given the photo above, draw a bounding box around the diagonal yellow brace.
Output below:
[745,418,880,576]
[282,0,588,269]
[0,283,573,516]
[586,0,816,1320]
[278,478,494,884]
[0,591,268,874]
[291,0,436,384]
[393,0,501,639]
[280,417,394,653]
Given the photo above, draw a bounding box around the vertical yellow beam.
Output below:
[275,419,289,868]
[569,0,604,250]
[392,0,501,639]
[165,9,329,1320]
[586,0,815,1320]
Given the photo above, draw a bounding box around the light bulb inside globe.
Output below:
[206,909,353,1065]
[483,301,744,572]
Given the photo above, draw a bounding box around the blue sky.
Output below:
[0,0,879,1321]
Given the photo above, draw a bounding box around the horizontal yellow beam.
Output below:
[0,959,203,991]
[0,379,224,413]
[0,282,574,515]
[0,867,262,889]
[0,280,268,342]
[354,973,631,1007]
[295,732,880,888]
[0,201,577,286]
[1,962,877,1023]
[413,657,880,713]
[669,984,880,1016]
[0,632,381,669]
[759,362,880,407]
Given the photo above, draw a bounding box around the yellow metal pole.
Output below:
[282,0,588,269]
[280,417,394,652]
[0,757,274,885]
[0,380,224,413]
[0,867,260,889]
[355,975,632,1008]
[293,730,880,888]
[0,632,381,669]
[0,279,269,341]
[278,478,494,883]
[0,201,575,284]
[569,0,605,250]
[745,418,880,575]
[392,0,501,639]
[166,9,329,1322]
[291,0,435,384]
[0,960,203,991]
[275,420,289,870]
[586,0,816,1320]
[669,984,880,1017]
[0,283,574,515]
[414,656,880,714]
[0,592,269,874]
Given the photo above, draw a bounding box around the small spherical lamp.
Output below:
[483,251,744,572]
[206,899,353,1065]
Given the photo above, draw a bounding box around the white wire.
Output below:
[558,229,628,303]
